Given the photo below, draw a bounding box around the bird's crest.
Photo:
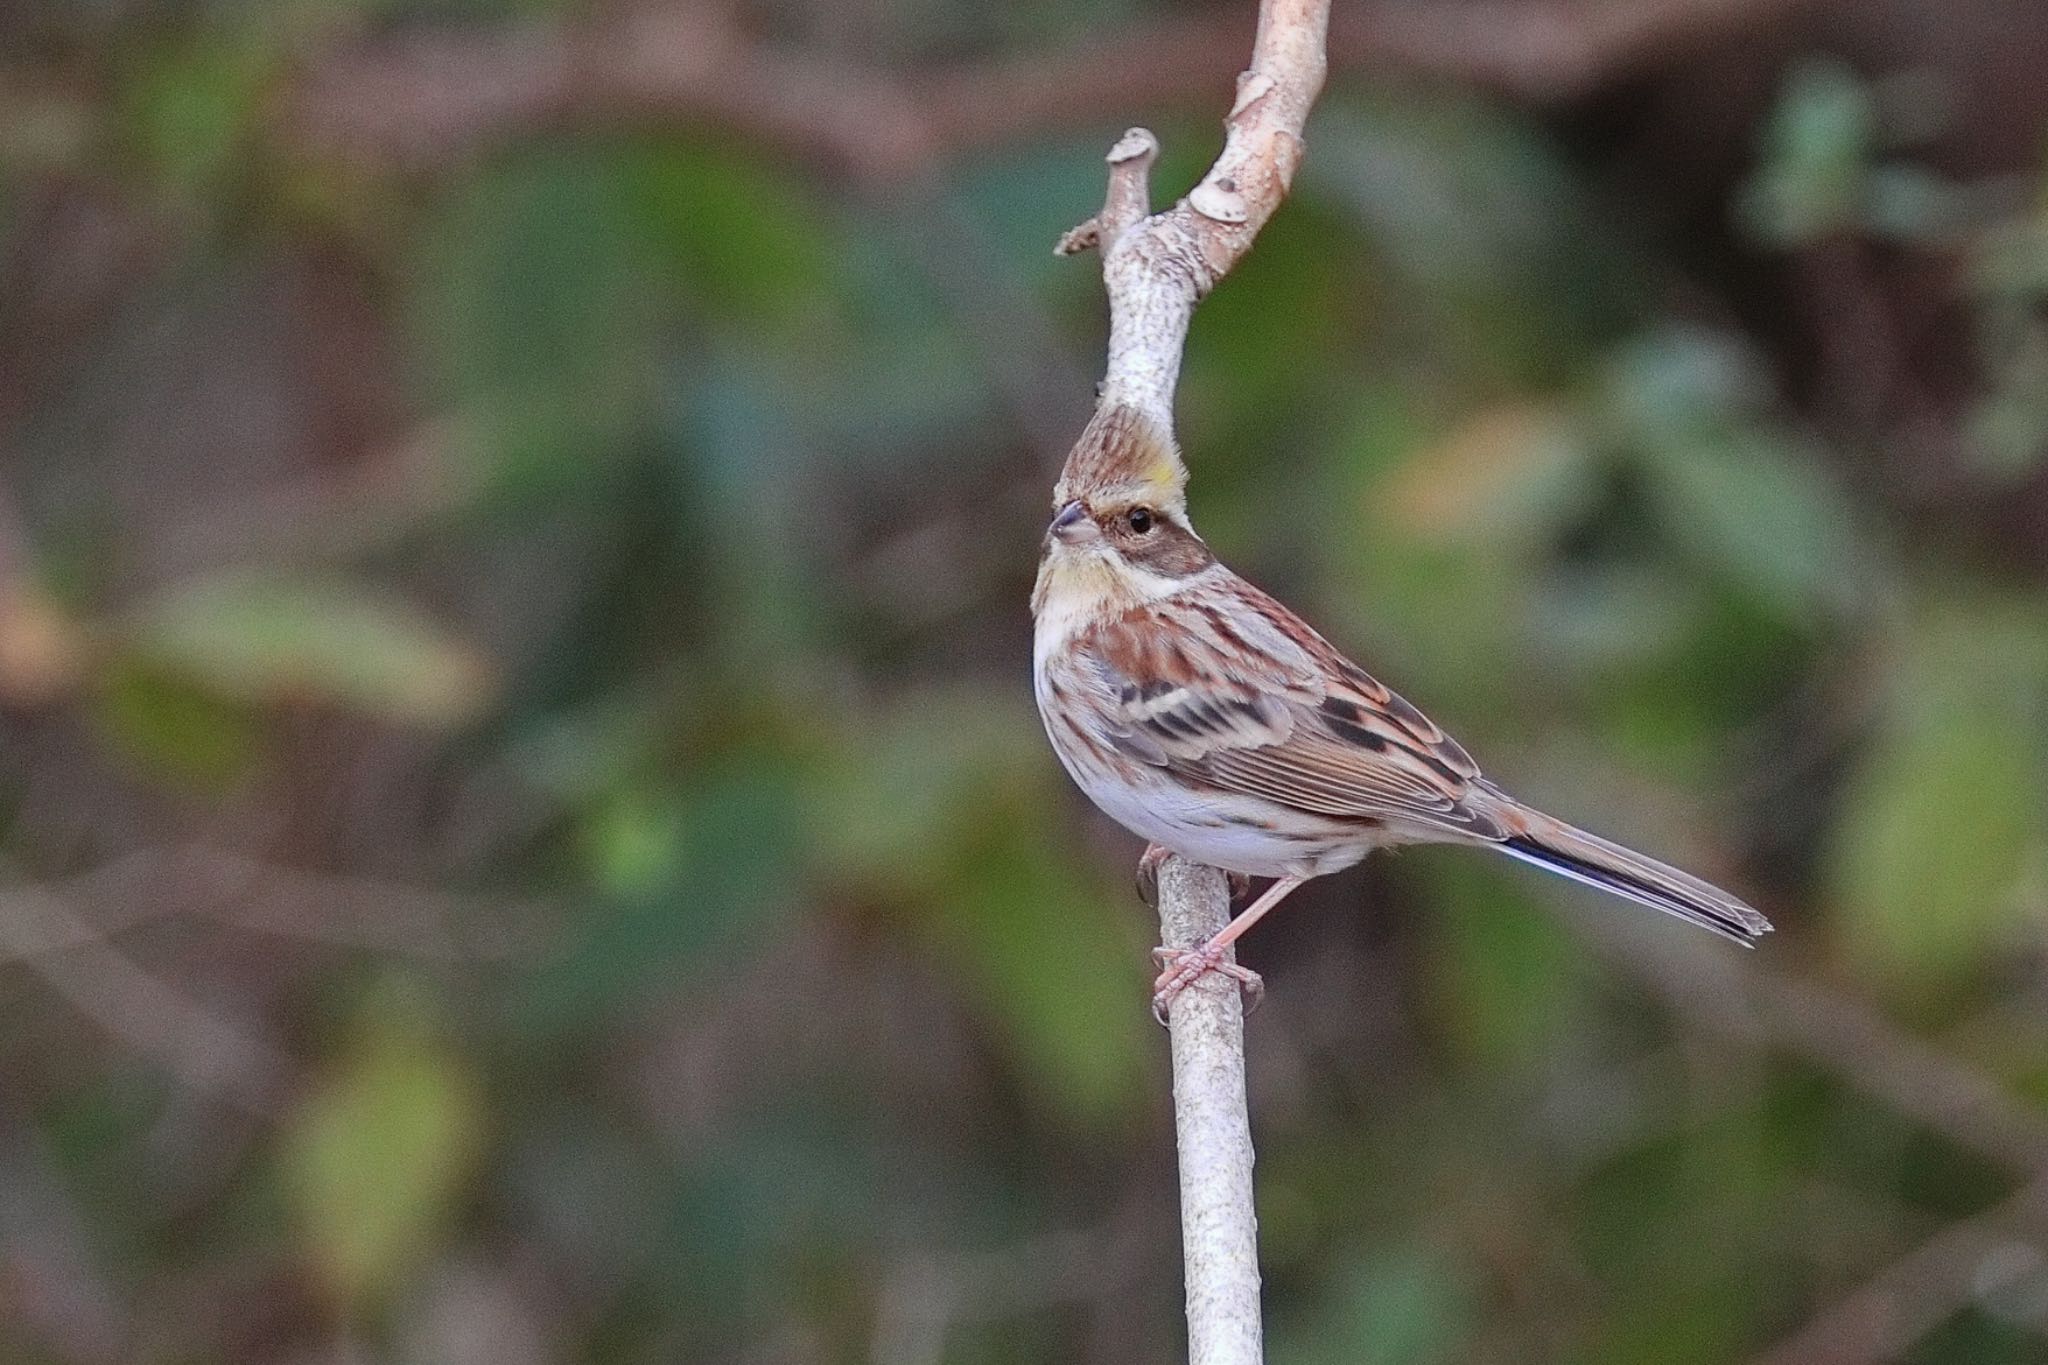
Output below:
[1054,405,1188,514]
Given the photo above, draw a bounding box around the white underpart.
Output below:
[1032,557,1380,880]
[1065,746,1374,879]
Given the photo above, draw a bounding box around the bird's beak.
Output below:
[1047,500,1096,545]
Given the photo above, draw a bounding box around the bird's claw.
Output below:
[1135,844,1172,907]
[1150,945,1263,1025]
[1135,846,1251,907]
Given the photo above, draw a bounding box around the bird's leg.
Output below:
[1151,948,1263,1025]
[1135,844,1250,907]
[1151,875,1309,1024]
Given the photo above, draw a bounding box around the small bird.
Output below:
[1031,405,1772,1020]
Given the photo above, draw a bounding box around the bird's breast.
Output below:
[1033,645,1372,880]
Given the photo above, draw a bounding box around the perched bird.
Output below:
[1031,405,1772,1020]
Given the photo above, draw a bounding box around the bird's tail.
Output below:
[1489,806,1772,946]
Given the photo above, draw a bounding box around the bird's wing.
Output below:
[1076,579,1507,840]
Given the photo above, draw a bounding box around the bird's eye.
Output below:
[1127,508,1155,534]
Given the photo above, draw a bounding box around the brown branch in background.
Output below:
[869,1199,1155,1365]
[1598,924,2048,1176]
[1589,923,2048,1359]
[142,419,474,582]
[0,878,288,1113]
[0,845,547,965]
[287,0,1815,177]
[0,846,547,1114]
[1752,1173,2048,1365]
[1335,0,1815,101]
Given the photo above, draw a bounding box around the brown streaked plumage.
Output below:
[1031,404,1771,1018]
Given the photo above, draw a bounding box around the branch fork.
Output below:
[1060,2,1328,431]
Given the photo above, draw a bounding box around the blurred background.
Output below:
[2,0,2047,1360]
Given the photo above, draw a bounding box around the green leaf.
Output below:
[1828,601,2048,990]
[280,995,483,1311]
[623,139,836,331]
[1418,854,1585,1071]
[92,660,264,787]
[1738,60,1877,247]
[120,31,275,197]
[814,689,1151,1127]
[948,136,1142,298]
[1576,581,1812,773]
[929,827,1152,1130]
[128,572,493,725]
[1275,1246,1477,1365]
[1967,307,2048,478]
[1307,93,1637,379]
[582,787,691,899]
[1524,563,1705,677]
[1637,429,1869,623]
[1183,194,1356,420]
[1863,163,1966,242]
[1600,328,1769,446]
[516,757,804,1034]
[1972,218,2048,298]
[809,689,1045,898]
[408,149,658,489]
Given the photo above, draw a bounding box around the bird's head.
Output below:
[1032,406,1216,626]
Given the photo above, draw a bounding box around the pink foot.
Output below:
[1150,945,1263,1025]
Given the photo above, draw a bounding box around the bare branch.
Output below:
[1081,0,1327,422]
[1055,4,1330,1358]
[1156,857,1263,1364]
[1101,129,1163,245]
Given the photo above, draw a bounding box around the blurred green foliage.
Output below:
[283,986,485,1311]
[2,2,2048,1362]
